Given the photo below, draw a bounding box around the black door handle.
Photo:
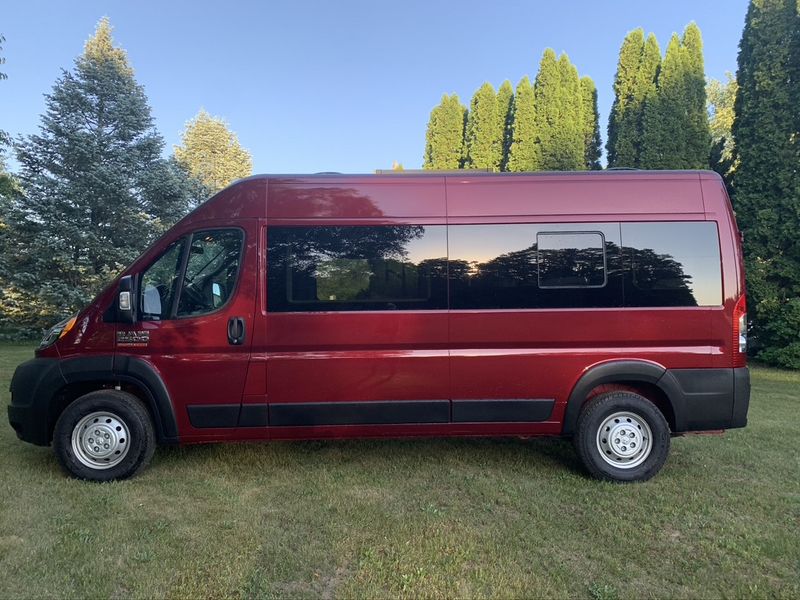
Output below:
[227,316,246,345]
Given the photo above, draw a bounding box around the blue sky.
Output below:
[1,0,749,173]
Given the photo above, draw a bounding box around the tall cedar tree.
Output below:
[607,29,646,167]
[506,76,537,171]
[580,77,602,170]
[423,94,467,169]
[532,50,584,170]
[496,80,514,171]
[682,23,711,168]
[641,25,710,169]
[175,109,253,193]
[640,34,685,168]
[0,18,199,330]
[732,0,800,368]
[607,31,661,168]
[463,83,503,170]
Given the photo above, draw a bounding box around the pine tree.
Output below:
[732,0,800,368]
[532,50,584,171]
[174,109,253,193]
[463,83,502,170]
[506,76,537,171]
[423,94,467,169]
[607,29,645,167]
[0,18,198,330]
[496,80,514,170]
[580,77,602,170]
[681,23,711,168]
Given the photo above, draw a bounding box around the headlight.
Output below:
[39,315,77,348]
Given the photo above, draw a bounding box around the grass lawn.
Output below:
[0,344,798,599]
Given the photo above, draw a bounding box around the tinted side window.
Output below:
[176,229,243,317]
[538,232,606,288]
[449,224,623,309]
[267,225,447,312]
[621,222,722,307]
[141,241,184,321]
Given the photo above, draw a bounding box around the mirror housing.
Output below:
[117,275,138,324]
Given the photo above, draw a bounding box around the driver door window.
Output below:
[140,229,243,321]
[176,229,243,317]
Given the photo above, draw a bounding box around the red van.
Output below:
[8,170,750,482]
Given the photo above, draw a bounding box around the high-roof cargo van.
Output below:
[8,170,750,482]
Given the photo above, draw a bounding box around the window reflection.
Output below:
[267,225,448,311]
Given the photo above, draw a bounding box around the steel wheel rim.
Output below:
[596,411,653,469]
[71,411,131,469]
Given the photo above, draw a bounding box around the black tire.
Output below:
[574,391,670,483]
[53,390,156,481]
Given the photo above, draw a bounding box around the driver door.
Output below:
[116,222,257,440]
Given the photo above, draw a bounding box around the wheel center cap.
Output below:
[609,424,640,457]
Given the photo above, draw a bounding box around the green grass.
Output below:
[1,344,798,599]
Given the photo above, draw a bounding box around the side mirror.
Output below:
[118,275,138,323]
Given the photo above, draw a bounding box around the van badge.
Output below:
[117,330,150,347]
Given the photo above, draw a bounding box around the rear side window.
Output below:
[621,222,722,307]
[448,223,623,309]
[267,225,448,312]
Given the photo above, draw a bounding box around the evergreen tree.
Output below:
[682,23,711,168]
[580,76,602,170]
[732,0,800,368]
[423,94,467,169]
[532,50,584,170]
[506,76,537,171]
[463,82,503,170]
[708,73,738,179]
[607,31,661,168]
[607,29,646,167]
[0,18,197,330]
[640,34,685,168]
[174,109,253,193]
[496,80,514,171]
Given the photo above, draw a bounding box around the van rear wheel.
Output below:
[574,391,670,482]
[53,390,156,481]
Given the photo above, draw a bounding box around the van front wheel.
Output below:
[574,391,670,482]
[53,390,156,481]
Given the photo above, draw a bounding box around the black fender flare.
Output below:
[561,360,685,435]
[58,355,178,443]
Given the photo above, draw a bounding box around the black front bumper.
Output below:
[8,358,66,446]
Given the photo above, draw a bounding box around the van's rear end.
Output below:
[691,172,750,430]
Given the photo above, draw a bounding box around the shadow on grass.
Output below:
[153,435,585,479]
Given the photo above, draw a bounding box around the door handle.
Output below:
[227,316,246,345]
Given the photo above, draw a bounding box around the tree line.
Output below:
[0,19,253,333]
[424,49,602,172]
[424,3,800,369]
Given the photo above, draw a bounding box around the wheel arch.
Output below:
[562,360,684,436]
[49,355,178,445]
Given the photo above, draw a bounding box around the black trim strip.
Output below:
[239,404,268,427]
[187,404,239,428]
[452,399,554,422]
[269,400,450,426]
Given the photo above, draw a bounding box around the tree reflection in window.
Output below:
[267,225,448,311]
